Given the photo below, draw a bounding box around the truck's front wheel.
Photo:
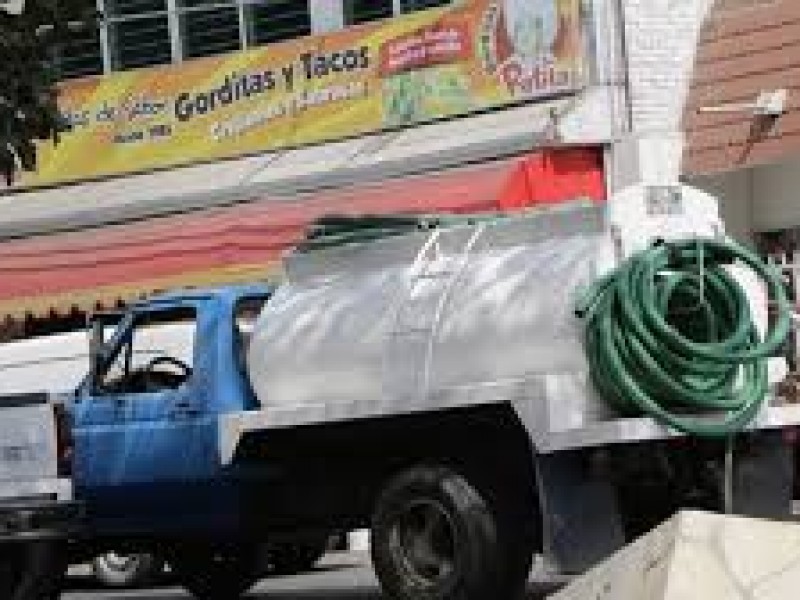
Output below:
[371,465,533,600]
[0,541,64,600]
[167,543,259,600]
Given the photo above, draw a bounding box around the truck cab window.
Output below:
[97,307,197,395]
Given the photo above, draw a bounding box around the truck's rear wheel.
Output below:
[371,465,533,600]
[0,541,64,600]
[168,543,259,600]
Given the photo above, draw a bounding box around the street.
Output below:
[64,564,383,600]
[63,553,555,600]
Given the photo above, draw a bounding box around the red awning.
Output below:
[0,147,605,319]
[498,146,606,209]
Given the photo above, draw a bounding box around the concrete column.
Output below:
[309,0,344,33]
[166,0,183,63]
[237,0,248,50]
[96,0,112,74]
[607,133,685,192]
[607,0,717,192]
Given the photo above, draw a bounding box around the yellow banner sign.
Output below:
[21,0,584,188]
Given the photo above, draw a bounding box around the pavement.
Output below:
[63,552,557,599]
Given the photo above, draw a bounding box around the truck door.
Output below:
[72,305,220,532]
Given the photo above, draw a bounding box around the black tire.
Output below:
[371,465,534,600]
[167,543,259,600]
[267,541,326,576]
[0,541,65,600]
[92,552,162,588]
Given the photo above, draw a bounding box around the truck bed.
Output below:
[217,382,800,464]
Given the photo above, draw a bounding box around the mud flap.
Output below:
[729,430,794,518]
[535,449,625,575]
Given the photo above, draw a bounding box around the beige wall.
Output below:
[752,158,800,232]
[687,168,754,243]
[690,156,800,241]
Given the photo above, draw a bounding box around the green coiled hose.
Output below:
[576,238,792,438]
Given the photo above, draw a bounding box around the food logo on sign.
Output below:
[20,0,584,188]
[479,0,582,97]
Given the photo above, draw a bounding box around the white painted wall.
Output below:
[0,331,90,395]
[0,323,195,396]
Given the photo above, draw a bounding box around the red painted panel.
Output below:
[498,147,606,209]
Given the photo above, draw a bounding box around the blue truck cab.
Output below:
[71,284,271,537]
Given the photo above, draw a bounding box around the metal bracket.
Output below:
[699,89,787,118]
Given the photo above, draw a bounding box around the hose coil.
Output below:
[576,239,791,438]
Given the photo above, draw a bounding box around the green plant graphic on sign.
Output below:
[383,66,472,127]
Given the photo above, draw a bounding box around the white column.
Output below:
[392,0,402,17]
[237,0,248,49]
[166,0,182,63]
[607,133,685,193]
[309,0,344,33]
[96,0,112,73]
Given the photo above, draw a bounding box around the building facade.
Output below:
[5,0,789,342]
[682,0,800,248]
